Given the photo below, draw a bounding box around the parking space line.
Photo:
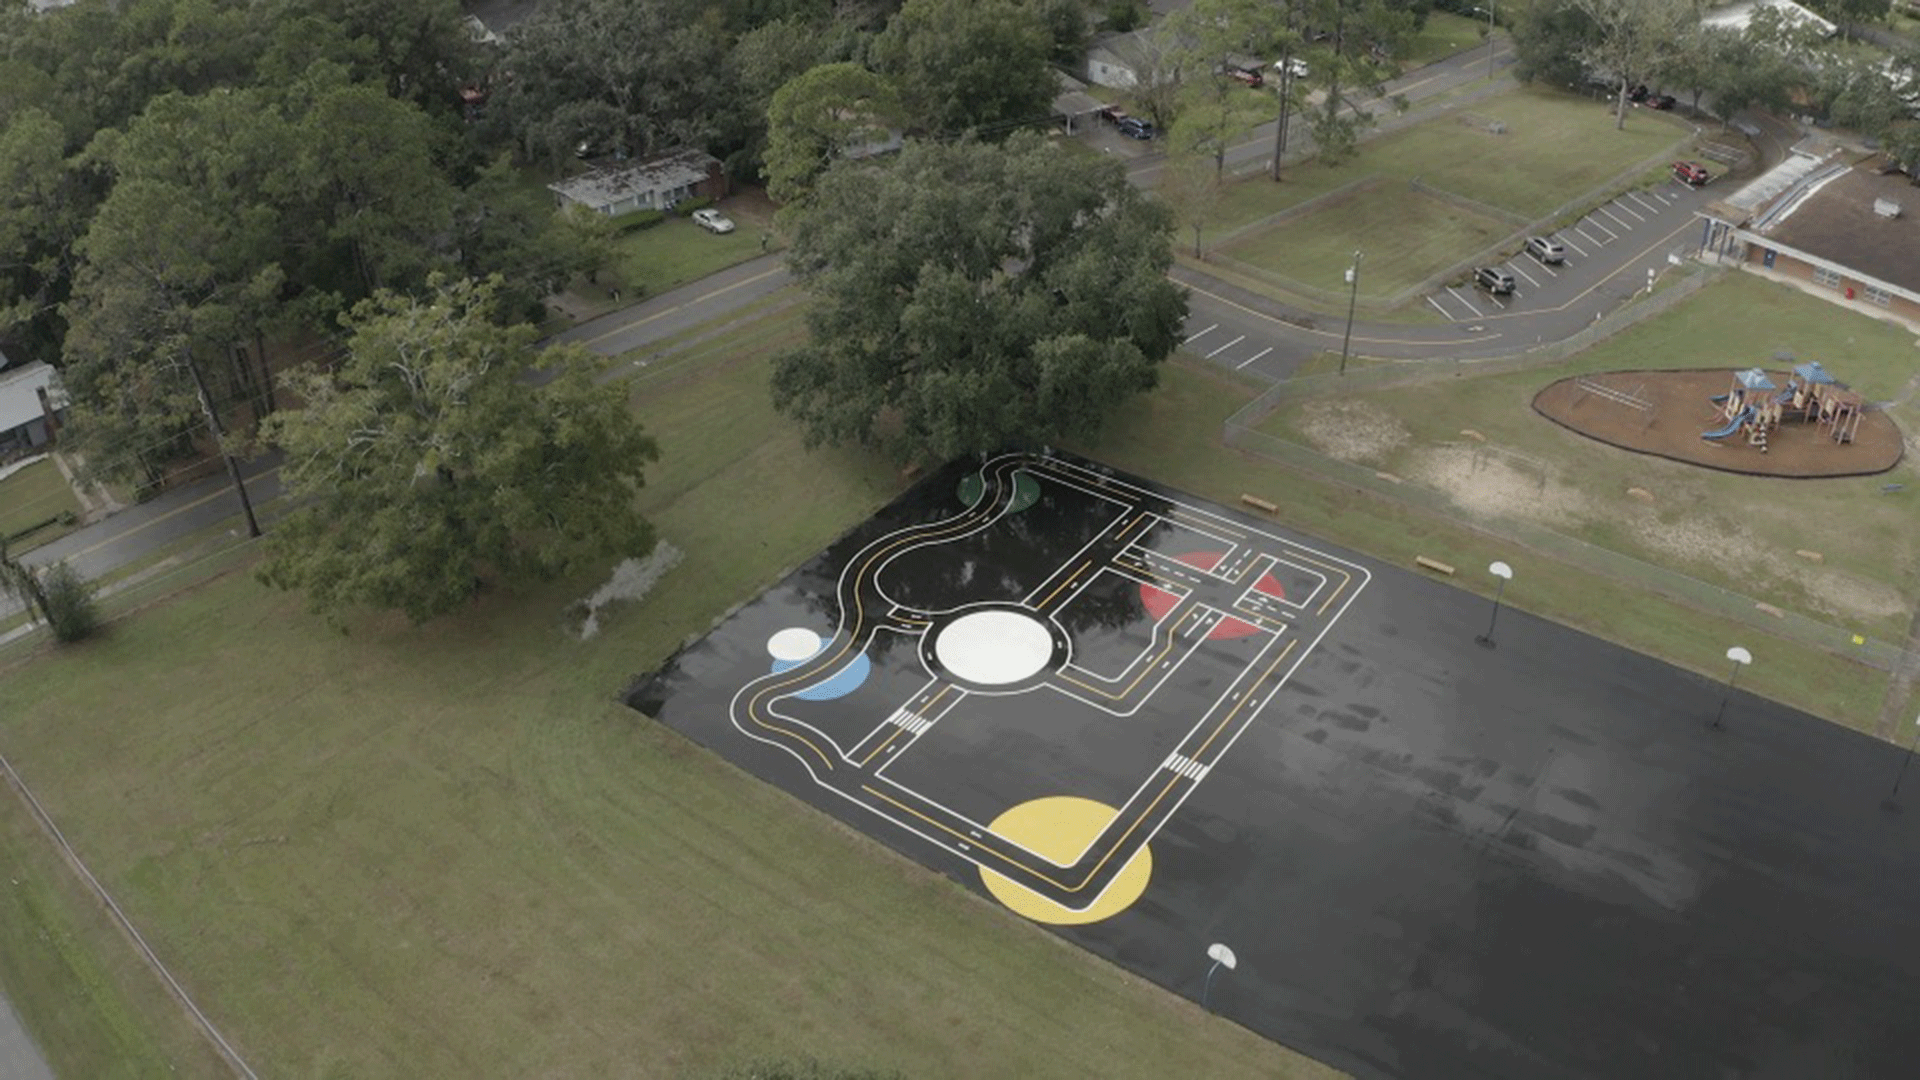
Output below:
[1507,261,1540,289]
[1627,191,1663,215]
[1598,205,1634,230]
[1182,323,1217,345]
[1582,218,1616,242]
[1447,287,1483,319]
[1235,346,1274,370]
[1205,334,1246,358]
[1614,199,1648,223]
[1533,259,1559,277]
[1559,234,1589,258]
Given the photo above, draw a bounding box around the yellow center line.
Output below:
[581,267,785,348]
[1056,609,1200,699]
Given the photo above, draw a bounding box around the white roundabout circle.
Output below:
[933,609,1054,686]
[767,627,823,663]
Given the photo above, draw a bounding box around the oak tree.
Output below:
[260,276,660,623]
[771,133,1187,463]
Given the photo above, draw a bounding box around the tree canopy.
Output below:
[869,0,1056,137]
[771,133,1187,463]
[259,276,660,623]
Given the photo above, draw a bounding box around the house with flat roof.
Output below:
[1699,149,1920,328]
[547,149,728,218]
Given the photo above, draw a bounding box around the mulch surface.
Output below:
[1533,368,1904,478]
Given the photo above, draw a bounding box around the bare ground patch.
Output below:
[1295,399,1411,464]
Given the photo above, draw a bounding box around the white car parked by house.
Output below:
[691,208,735,234]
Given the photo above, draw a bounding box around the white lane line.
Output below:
[1182,323,1218,345]
[1627,191,1663,215]
[1447,287,1484,319]
[1205,334,1246,359]
[1533,259,1560,278]
[1598,204,1634,230]
[1426,294,1456,320]
[1507,260,1541,289]
[1236,345,1274,370]
[1560,234,1589,258]
[1609,199,1646,223]
[1582,217,1616,242]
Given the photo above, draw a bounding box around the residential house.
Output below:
[1085,28,1180,91]
[1698,149,1920,328]
[0,360,68,461]
[547,149,729,218]
[1052,72,1107,135]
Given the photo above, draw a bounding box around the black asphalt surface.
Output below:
[631,453,1920,1080]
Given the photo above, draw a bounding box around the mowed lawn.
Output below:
[1387,88,1684,217]
[0,457,81,549]
[0,307,1339,1080]
[1187,86,1692,248]
[1217,183,1510,300]
[1258,272,1920,659]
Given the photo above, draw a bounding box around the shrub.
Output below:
[613,209,666,234]
[40,561,99,643]
[673,194,715,215]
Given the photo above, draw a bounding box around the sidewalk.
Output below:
[0,995,53,1080]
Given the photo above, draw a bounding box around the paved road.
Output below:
[3,258,797,620]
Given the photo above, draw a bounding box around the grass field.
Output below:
[0,458,82,550]
[1401,12,1492,70]
[1216,183,1510,301]
[0,307,1340,1080]
[1188,86,1692,252]
[1256,272,1920,669]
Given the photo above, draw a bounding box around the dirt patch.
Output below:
[1533,369,1903,478]
[1407,444,1583,525]
[1294,399,1411,464]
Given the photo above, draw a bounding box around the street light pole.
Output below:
[1710,646,1752,731]
[1882,714,1920,812]
[1486,3,1496,82]
[1475,561,1513,648]
[1339,250,1362,376]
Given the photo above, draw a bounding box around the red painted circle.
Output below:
[1137,552,1284,640]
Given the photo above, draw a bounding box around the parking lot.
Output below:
[1426,170,1719,324]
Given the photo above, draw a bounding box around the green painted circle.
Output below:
[958,469,1041,513]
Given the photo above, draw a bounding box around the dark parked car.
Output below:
[1117,117,1155,140]
[1647,93,1676,110]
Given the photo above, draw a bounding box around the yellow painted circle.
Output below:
[979,796,1152,925]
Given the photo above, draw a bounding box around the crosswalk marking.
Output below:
[1163,753,1210,781]
[889,708,932,734]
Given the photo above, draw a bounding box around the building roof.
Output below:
[1053,72,1105,117]
[1752,164,1920,296]
[1087,28,1175,77]
[1708,149,1844,222]
[547,149,718,211]
[1700,0,1836,38]
[0,361,66,433]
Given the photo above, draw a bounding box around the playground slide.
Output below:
[1702,406,1753,441]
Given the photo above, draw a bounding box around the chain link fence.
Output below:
[1220,271,1912,675]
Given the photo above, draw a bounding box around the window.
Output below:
[1864,284,1892,307]
[1812,266,1841,288]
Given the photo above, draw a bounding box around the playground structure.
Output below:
[1572,375,1656,431]
[1703,361,1866,453]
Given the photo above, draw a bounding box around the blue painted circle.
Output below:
[771,650,871,701]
